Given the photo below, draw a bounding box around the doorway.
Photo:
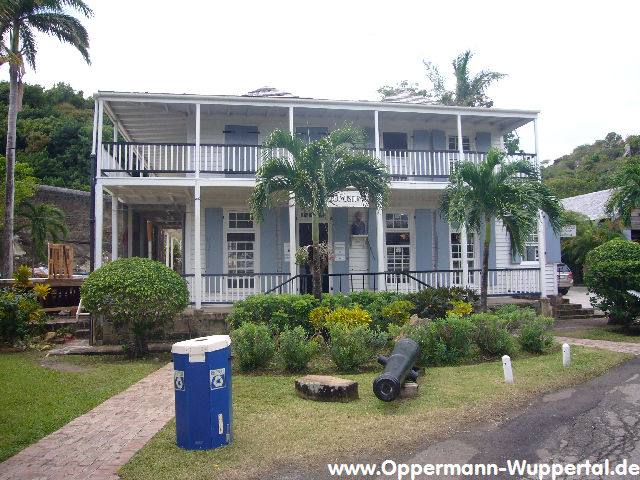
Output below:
[298,222,329,294]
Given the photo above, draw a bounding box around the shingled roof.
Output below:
[381,89,438,105]
[243,87,299,98]
[561,189,615,220]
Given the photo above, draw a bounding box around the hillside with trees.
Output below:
[0,82,102,191]
[541,132,640,199]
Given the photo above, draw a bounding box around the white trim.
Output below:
[111,196,118,261]
[222,208,260,276]
[382,208,416,272]
[94,181,103,269]
[194,183,201,308]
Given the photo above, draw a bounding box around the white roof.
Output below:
[561,189,615,220]
[171,335,231,354]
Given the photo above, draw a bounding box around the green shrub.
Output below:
[491,305,537,332]
[584,239,640,325]
[277,326,319,372]
[393,315,474,366]
[381,300,414,327]
[227,294,319,333]
[518,316,554,353]
[81,258,189,358]
[231,323,275,371]
[328,323,387,372]
[407,287,479,320]
[321,291,408,331]
[471,313,516,357]
[324,306,372,327]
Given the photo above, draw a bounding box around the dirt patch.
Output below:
[39,356,94,373]
[552,316,608,333]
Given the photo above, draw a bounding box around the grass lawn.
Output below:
[560,326,640,343]
[0,351,170,462]
[121,346,630,480]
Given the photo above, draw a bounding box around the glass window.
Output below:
[448,136,470,151]
[524,232,539,262]
[228,212,253,229]
[385,213,409,229]
[226,211,256,288]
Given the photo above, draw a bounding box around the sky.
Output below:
[9,0,640,162]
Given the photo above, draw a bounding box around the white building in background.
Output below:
[90,87,561,307]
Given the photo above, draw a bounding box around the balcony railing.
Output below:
[181,268,540,304]
[101,142,536,181]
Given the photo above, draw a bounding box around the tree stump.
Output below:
[295,375,359,402]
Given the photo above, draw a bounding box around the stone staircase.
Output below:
[46,313,91,339]
[552,297,605,319]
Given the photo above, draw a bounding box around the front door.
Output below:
[299,222,329,294]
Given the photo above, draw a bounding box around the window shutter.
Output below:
[432,130,446,150]
[475,132,491,153]
[413,130,431,150]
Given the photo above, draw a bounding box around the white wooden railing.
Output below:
[382,150,460,177]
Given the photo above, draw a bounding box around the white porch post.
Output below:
[165,232,170,267]
[95,182,103,269]
[457,114,468,287]
[288,106,297,290]
[534,118,547,296]
[195,104,201,178]
[194,183,202,308]
[146,221,152,259]
[127,206,133,257]
[170,235,174,269]
[375,110,385,289]
[111,196,118,261]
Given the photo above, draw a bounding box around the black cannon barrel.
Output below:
[373,338,420,401]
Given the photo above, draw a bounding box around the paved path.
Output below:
[555,336,640,355]
[0,363,174,480]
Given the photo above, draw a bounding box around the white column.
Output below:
[374,111,385,288]
[534,118,547,297]
[194,183,202,308]
[95,182,103,269]
[111,196,118,261]
[195,104,201,178]
[96,100,104,176]
[147,221,152,259]
[91,99,98,155]
[288,106,297,287]
[170,235,174,270]
[457,114,469,287]
[165,232,170,267]
[127,206,133,257]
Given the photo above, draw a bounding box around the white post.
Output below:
[502,355,514,383]
[96,100,104,176]
[91,99,98,156]
[147,221,152,259]
[127,206,133,257]
[165,232,170,267]
[457,114,469,288]
[170,235,174,269]
[111,196,118,261]
[563,343,570,366]
[95,182,103,269]
[195,104,201,178]
[534,118,547,297]
[288,106,297,290]
[194,183,202,308]
[374,111,385,289]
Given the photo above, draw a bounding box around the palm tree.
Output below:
[379,50,505,108]
[606,157,640,227]
[0,0,92,277]
[250,124,391,299]
[440,148,563,311]
[15,200,68,266]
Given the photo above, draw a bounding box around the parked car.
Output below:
[557,263,573,295]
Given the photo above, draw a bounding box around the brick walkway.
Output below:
[556,336,640,355]
[0,363,175,480]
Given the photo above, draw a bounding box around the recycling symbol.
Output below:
[174,370,185,391]
[210,368,226,390]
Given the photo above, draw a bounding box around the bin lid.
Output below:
[171,335,231,354]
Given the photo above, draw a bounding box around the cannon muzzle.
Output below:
[373,338,419,401]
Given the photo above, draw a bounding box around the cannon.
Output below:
[373,338,420,402]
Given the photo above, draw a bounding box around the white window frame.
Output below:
[383,210,416,285]
[450,227,478,285]
[448,135,471,152]
[522,231,539,264]
[222,208,260,280]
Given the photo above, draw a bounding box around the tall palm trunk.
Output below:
[481,216,491,312]
[1,61,19,277]
[311,214,322,299]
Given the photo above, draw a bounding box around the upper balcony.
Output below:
[94,89,539,185]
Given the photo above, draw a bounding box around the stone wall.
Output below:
[14,185,113,273]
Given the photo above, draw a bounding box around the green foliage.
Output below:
[324,306,372,328]
[606,157,640,227]
[277,326,319,372]
[447,300,473,317]
[227,294,319,333]
[541,132,634,199]
[80,258,189,357]
[328,323,387,372]
[378,50,505,108]
[0,267,49,342]
[381,300,414,326]
[407,286,478,320]
[231,323,275,371]
[470,313,516,357]
[490,304,537,332]
[392,315,475,366]
[518,316,554,353]
[583,239,640,325]
[15,200,68,264]
[0,156,37,223]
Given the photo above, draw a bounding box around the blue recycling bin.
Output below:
[172,335,233,450]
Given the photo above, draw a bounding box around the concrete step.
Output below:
[74,329,90,339]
